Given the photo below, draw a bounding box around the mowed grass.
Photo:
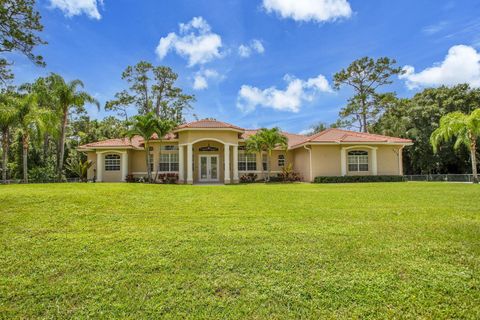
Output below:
[0,183,479,319]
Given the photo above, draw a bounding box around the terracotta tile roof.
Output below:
[175,119,244,131]
[241,129,309,148]
[291,128,412,147]
[78,136,143,149]
[78,133,177,149]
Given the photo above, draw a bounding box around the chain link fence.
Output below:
[404,174,475,183]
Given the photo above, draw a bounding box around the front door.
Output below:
[199,155,219,182]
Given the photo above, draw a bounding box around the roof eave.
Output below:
[173,127,244,133]
[289,141,413,150]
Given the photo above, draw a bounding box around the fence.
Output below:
[404,174,475,183]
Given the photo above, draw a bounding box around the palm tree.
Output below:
[247,128,288,182]
[15,93,45,183]
[0,92,18,183]
[125,112,173,182]
[431,109,480,183]
[245,134,265,180]
[154,119,176,181]
[48,74,99,181]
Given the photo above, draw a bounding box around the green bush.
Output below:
[314,175,405,183]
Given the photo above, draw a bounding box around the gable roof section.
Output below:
[78,133,177,150]
[242,129,309,148]
[174,119,244,131]
[291,128,412,148]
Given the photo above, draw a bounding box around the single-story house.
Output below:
[78,119,413,184]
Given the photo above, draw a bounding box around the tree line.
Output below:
[0,0,478,184]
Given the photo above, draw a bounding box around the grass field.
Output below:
[0,182,479,319]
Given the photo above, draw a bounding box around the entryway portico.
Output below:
[177,138,240,184]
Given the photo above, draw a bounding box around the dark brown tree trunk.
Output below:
[1,128,9,183]
[58,108,68,181]
[22,133,29,183]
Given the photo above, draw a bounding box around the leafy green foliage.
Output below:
[65,156,93,182]
[0,0,46,84]
[107,61,195,123]
[314,175,405,183]
[333,57,403,132]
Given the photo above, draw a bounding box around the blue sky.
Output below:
[9,0,480,134]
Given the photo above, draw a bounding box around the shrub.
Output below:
[157,173,178,184]
[314,175,405,183]
[125,174,136,183]
[240,173,257,183]
[278,163,302,182]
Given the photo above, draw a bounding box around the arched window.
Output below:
[348,151,368,172]
[105,154,121,171]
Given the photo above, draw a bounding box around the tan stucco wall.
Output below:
[292,147,311,182]
[178,130,239,145]
[377,145,402,175]
[311,145,342,178]
[86,152,96,180]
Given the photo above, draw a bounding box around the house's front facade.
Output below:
[78,119,413,184]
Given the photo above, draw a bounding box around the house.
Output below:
[78,119,413,183]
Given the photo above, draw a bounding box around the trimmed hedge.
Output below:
[314,175,405,183]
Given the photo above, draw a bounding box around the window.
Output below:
[161,145,179,151]
[278,154,285,167]
[348,151,369,172]
[149,153,154,172]
[239,152,256,171]
[104,154,120,171]
[159,153,179,172]
[262,154,267,171]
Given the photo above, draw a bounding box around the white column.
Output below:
[187,143,193,184]
[233,145,239,182]
[96,152,103,182]
[121,152,128,182]
[340,148,347,176]
[178,145,185,183]
[224,145,231,184]
[372,148,378,176]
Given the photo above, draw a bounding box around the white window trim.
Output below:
[104,154,121,171]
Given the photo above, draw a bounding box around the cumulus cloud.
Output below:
[238,39,265,58]
[156,17,223,67]
[237,74,332,113]
[400,45,480,89]
[262,0,352,23]
[49,0,103,19]
[193,69,222,90]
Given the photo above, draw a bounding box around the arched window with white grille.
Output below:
[348,151,369,172]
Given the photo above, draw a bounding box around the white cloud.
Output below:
[400,45,480,89]
[422,21,448,35]
[299,128,314,135]
[238,39,265,58]
[237,74,332,113]
[262,0,352,23]
[156,17,223,67]
[193,69,222,90]
[49,0,103,19]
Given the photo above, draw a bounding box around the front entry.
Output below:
[199,155,219,182]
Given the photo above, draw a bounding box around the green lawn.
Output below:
[0,183,479,319]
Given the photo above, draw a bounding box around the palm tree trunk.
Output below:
[57,108,68,181]
[266,152,271,182]
[471,139,478,184]
[1,128,9,183]
[22,133,29,183]
[259,152,265,182]
[145,142,151,182]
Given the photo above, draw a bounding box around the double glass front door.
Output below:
[199,155,219,182]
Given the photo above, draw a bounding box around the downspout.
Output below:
[304,145,313,182]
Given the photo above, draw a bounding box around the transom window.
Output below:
[239,152,256,171]
[348,151,369,172]
[278,154,285,167]
[161,145,178,151]
[159,153,179,172]
[104,154,120,171]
